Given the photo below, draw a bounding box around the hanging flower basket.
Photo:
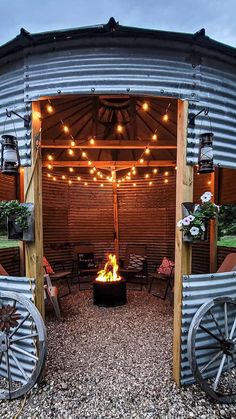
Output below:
[0,201,35,242]
[177,192,219,243]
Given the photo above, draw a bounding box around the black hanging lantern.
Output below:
[0,134,20,175]
[198,132,214,174]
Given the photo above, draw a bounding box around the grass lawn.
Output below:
[0,236,19,249]
[217,235,236,248]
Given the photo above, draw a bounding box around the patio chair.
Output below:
[43,256,71,297]
[217,253,236,273]
[148,257,175,300]
[120,245,148,290]
[72,245,98,290]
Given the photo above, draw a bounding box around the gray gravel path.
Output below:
[1,286,236,418]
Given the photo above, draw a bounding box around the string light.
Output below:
[48,154,53,161]
[68,180,72,185]
[149,181,153,186]
[145,173,150,179]
[93,177,97,181]
[117,124,123,133]
[153,168,158,174]
[133,183,136,187]
[164,179,168,184]
[142,102,149,111]
[163,113,169,122]
[90,138,95,145]
[82,151,87,158]
[175,166,177,170]
[152,133,158,141]
[63,125,69,133]
[88,160,92,166]
[47,164,53,170]
[100,183,104,187]
[62,175,66,180]
[70,140,76,147]
[90,169,94,174]
[208,180,212,185]
[33,111,41,120]
[47,173,51,178]
[46,103,54,114]
[68,148,74,156]
[164,171,169,176]
[69,167,74,172]
[53,177,56,181]
[139,158,144,164]
[132,168,137,175]
[145,147,150,155]
[84,182,88,186]
[77,176,81,181]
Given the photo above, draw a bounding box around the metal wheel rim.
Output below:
[0,291,47,400]
[188,296,236,404]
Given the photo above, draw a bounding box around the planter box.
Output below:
[7,203,35,242]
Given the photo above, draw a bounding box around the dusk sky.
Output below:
[0,0,235,48]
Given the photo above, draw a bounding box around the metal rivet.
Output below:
[91,88,95,92]
[57,90,61,94]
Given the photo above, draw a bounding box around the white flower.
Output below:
[177,220,183,227]
[200,224,206,232]
[188,215,195,222]
[190,226,200,236]
[201,192,213,203]
[182,217,191,226]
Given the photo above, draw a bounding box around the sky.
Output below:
[0,0,235,48]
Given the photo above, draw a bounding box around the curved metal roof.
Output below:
[0,17,235,61]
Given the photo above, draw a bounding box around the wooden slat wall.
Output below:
[0,173,17,200]
[220,169,236,204]
[0,247,20,275]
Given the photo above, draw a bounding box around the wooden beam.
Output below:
[173,100,193,386]
[210,169,219,272]
[17,168,25,277]
[43,160,176,168]
[24,102,44,318]
[41,141,177,150]
[112,170,119,260]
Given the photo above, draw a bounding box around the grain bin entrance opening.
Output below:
[40,94,212,299]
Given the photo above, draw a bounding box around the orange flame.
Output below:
[96,254,121,282]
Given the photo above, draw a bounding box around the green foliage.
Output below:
[0,200,30,231]
[218,205,236,239]
[217,236,236,248]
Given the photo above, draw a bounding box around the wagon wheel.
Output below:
[0,291,47,400]
[188,296,236,404]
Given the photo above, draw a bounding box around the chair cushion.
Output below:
[77,252,96,269]
[157,257,175,276]
[43,257,55,274]
[127,254,145,271]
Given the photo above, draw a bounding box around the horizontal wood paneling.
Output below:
[217,246,236,269]
[0,173,17,200]
[219,168,236,204]
[0,247,20,276]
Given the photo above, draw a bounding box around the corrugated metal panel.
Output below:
[0,276,36,385]
[0,247,20,276]
[0,61,31,166]
[181,271,236,385]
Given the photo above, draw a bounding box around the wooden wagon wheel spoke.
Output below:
[209,309,225,340]
[0,291,46,400]
[188,297,236,404]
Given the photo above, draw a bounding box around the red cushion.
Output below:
[157,257,174,276]
[43,257,55,274]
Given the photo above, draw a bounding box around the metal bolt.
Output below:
[91,88,95,93]
[126,88,130,92]
[57,90,61,94]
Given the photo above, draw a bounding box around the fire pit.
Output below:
[93,254,126,307]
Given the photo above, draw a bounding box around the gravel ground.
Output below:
[1,284,236,419]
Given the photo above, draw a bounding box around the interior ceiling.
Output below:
[41,95,177,165]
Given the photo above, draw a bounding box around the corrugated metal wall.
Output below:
[0,37,235,169]
[0,60,31,166]
[181,271,236,385]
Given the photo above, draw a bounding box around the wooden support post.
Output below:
[173,100,193,385]
[18,168,25,276]
[24,101,44,318]
[112,170,119,260]
[210,169,219,272]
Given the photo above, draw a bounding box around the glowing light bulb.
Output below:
[47,173,51,178]
[68,180,72,185]
[145,173,150,179]
[34,111,41,120]
[69,167,74,172]
[149,181,153,186]
[82,151,87,158]
[175,166,178,170]
[53,177,56,181]
[117,183,120,187]
[132,169,136,174]
[47,164,52,170]
[163,113,169,122]
[152,133,158,141]
[77,176,81,181]
[68,148,74,156]
[48,154,53,161]
[164,171,169,176]
[90,138,95,145]
[153,168,158,174]
[70,140,76,147]
[164,179,169,184]
[145,147,150,155]
[117,124,123,133]
[139,158,144,164]
[128,172,131,176]
[84,182,88,186]
[46,104,53,114]
[100,174,103,178]
[63,125,69,133]
[118,179,121,183]
[93,167,97,172]
[88,160,92,166]
[62,175,66,180]
[208,180,212,185]
[100,183,104,187]
[133,183,136,187]
[93,177,97,182]
[90,169,94,174]
[142,102,149,111]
